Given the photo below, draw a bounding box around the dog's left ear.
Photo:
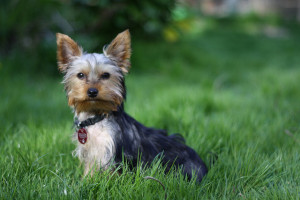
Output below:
[104,29,131,73]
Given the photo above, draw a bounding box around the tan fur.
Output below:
[104,30,131,73]
[56,33,82,73]
[64,63,123,113]
[75,100,119,114]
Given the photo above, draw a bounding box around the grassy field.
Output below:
[1,20,300,199]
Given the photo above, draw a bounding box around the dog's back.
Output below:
[114,111,208,182]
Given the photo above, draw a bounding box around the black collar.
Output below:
[74,114,107,129]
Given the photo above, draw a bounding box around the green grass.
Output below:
[1,20,300,199]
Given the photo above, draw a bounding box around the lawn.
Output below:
[1,19,300,199]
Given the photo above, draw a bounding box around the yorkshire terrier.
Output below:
[56,30,208,182]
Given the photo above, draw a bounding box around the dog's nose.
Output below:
[87,88,98,98]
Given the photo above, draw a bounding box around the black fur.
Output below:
[111,104,208,182]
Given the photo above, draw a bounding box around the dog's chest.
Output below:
[74,117,119,169]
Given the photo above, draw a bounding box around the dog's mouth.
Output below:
[84,98,117,104]
[85,99,102,102]
[82,98,119,106]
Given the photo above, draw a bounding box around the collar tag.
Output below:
[77,128,87,144]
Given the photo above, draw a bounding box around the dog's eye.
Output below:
[77,73,85,79]
[101,72,110,79]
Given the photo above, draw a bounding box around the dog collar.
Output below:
[74,114,107,129]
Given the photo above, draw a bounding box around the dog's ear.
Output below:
[56,33,82,73]
[104,29,131,73]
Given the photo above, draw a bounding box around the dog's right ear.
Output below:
[56,33,82,73]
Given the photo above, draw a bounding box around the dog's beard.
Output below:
[72,98,121,113]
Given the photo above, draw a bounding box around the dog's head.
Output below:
[56,30,131,114]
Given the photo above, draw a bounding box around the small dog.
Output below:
[56,30,208,182]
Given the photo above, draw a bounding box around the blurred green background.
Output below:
[1,0,300,199]
[1,0,176,76]
[1,0,300,76]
